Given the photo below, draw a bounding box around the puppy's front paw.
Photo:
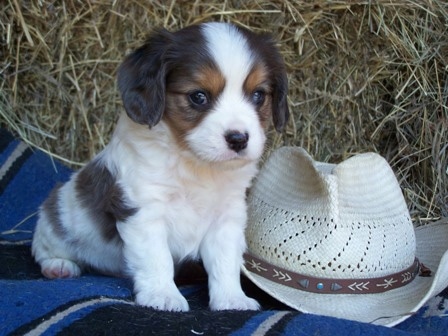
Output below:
[210,294,260,311]
[40,258,82,279]
[136,289,189,312]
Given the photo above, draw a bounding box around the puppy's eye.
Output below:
[251,90,265,106]
[189,91,209,106]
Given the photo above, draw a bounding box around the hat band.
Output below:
[244,253,421,294]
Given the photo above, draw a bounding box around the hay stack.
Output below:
[1,1,447,224]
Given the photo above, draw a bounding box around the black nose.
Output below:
[225,131,249,153]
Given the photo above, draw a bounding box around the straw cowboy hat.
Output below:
[242,147,448,327]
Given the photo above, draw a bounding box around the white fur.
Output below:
[32,22,269,312]
[187,24,266,165]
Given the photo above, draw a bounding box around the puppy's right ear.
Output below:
[117,29,173,127]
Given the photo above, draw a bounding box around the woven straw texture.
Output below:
[246,147,416,279]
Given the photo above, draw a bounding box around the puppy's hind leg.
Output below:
[39,258,82,279]
[32,211,82,279]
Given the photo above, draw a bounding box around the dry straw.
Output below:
[0,1,447,224]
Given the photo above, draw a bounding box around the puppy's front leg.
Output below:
[118,210,189,312]
[200,216,260,311]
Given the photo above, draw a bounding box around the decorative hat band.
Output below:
[243,253,430,294]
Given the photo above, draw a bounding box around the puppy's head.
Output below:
[118,22,289,165]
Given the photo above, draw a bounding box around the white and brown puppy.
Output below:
[32,22,289,312]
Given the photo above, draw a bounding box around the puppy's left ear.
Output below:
[259,34,289,132]
[271,70,289,132]
[117,29,173,127]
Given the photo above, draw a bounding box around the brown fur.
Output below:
[41,184,65,238]
[75,159,137,242]
[164,63,226,148]
[243,64,272,129]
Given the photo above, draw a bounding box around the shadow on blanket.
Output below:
[1,128,447,335]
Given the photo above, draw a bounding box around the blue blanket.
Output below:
[1,128,447,335]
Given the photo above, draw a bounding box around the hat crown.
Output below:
[246,147,416,279]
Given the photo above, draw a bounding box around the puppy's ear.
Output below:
[117,29,173,127]
[271,70,289,132]
[255,33,289,132]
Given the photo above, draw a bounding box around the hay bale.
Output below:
[1,0,447,223]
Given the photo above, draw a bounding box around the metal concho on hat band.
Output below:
[244,253,421,294]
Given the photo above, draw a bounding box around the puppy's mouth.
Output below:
[216,150,249,162]
[206,151,253,170]
[184,128,264,167]
[199,148,251,163]
[187,144,254,168]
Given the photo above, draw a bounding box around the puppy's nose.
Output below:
[225,131,249,153]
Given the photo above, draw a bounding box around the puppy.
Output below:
[32,22,289,312]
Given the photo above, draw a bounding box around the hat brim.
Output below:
[242,220,448,327]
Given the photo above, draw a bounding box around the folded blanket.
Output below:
[1,128,447,335]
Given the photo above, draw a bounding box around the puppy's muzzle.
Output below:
[225,131,249,153]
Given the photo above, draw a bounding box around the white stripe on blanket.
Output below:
[24,297,135,336]
[0,141,28,181]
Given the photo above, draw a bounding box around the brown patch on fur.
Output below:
[195,65,226,98]
[164,64,225,148]
[166,64,225,99]
[75,159,138,242]
[42,184,66,238]
[237,26,289,131]
[244,64,272,129]
[244,64,269,94]
[257,94,273,130]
